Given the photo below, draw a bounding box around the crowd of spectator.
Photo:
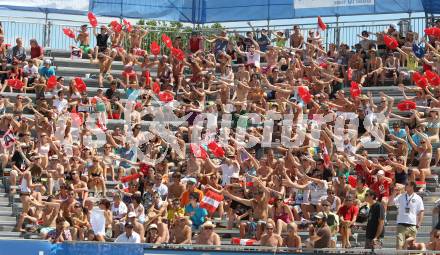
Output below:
[0,17,440,252]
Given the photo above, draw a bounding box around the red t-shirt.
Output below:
[370,178,391,198]
[355,164,373,185]
[338,204,359,221]
[189,37,202,53]
[30,46,43,59]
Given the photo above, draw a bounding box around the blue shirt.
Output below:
[116,146,135,168]
[184,203,208,228]
[390,128,407,140]
[38,66,56,78]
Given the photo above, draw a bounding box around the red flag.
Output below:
[161,34,173,48]
[207,141,225,158]
[425,70,440,86]
[110,20,122,33]
[74,77,87,93]
[70,112,83,126]
[150,41,161,55]
[171,47,185,61]
[152,82,160,94]
[87,12,98,27]
[396,100,417,111]
[7,79,24,90]
[347,67,353,81]
[190,144,208,159]
[200,190,223,213]
[47,75,57,90]
[320,142,331,168]
[133,48,146,56]
[231,238,257,246]
[350,81,361,98]
[62,28,75,39]
[123,19,132,32]
[416,76,429,88]
[348,175,357,189]
[317,16,327,31]
[120,173,140,183]
[383,35,398,50]
[158,91,174,102]
[298,86,312,103]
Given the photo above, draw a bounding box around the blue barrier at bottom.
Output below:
[0,239,52,255]
[0,240,306,255]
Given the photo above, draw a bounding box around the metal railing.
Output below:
[0,15,438,51]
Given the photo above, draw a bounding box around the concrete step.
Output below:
[55,66,149,80]
[54,57,136,71]
[0,231,21,238]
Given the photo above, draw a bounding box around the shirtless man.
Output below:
[222,178,270,240]
[167,172,185,200]
[110,27,125,62]
[235,64,250,83]
[75,25,95,59]
[367,49,384,86]
[264,46,280,73]
[260,222,283,247]
[129,26,148,50]
[90,53,114,88]
[196,221,221,245]
[187,153,203,176]
[170,216,192,244]
[46,155,64,196]
[290,25,304,49]
[127,212,145,242]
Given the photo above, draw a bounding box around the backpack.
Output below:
[356,204,370,223]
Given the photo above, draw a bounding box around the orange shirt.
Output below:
[180,188,204,207]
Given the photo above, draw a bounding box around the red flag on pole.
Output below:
[150,41,161,55]
[87,12,98,27]
[396,100,417,111]
[62,28,75,39]
[317,16,327,31]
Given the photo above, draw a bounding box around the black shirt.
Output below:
[366,202,385,239]
[96,33,109,49]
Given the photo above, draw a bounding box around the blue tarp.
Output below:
[421,0,440,14]
[89,0,428,24]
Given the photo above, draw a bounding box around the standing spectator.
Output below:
[393,181,424,250]
[189,31,203,54]
[38,59,56,79]
[93,25,111,54]
[338,196,359,248]
[365,190,385,249]
[114,222,141,243]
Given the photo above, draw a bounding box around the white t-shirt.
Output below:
[153,183,168,200]
[246,52,261,68]
[53,98,68,113]
[306,182,328,205]
[114,231,141,243]
[112,201,128,220]
[220,163,240,186]
[394,192,424,225]
[90,208,106,236]
[23,65,38,77]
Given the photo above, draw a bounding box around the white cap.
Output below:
[44,59,52,65]
[128,212,136,218]
[230,172,240,179]
[377,170,385,176]
[148,224,158,230]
